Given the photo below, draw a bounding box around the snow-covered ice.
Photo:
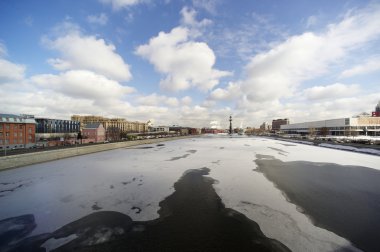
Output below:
[0,136,379,251]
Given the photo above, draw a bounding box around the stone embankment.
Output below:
[0,136,195,171]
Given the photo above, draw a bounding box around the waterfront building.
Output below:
[372,101,380,117]
[35,118,80,134]
[0,114,36,149]
[71,115,148,133]
[281,117,380,136]
[150,126,170,133]
[272,118,289,132]
[82,123,105,143]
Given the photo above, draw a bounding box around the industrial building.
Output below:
[0,114,36,149]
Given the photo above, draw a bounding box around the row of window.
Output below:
[0,136,33,145]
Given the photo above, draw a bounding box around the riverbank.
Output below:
[0,135,196,171]
[265,136,380,156]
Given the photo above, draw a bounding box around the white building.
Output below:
[281,117,380,136]
[150,126,170,133]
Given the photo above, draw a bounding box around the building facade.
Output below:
[71,115,148,133]
[272,118,289,131]
[281,117,380,136]
[0,114,36,149]
[260,122,272,131]
[36,118,80,134]
[82,123,106,143]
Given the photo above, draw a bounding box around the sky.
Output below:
[0,0,380,128]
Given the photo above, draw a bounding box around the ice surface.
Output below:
[0,136,377,251]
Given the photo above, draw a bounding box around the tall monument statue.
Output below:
[229,115,232,135]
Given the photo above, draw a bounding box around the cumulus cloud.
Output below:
[43,22,132,82]
[209,82,241,101]
[0,59,26,83]
[136,27,231,91]
[302,83,361,101]
[99,0,142,10]
[242,4,380,103]
[340,57,380,78]
[31,70,135,101]
[0,44,25,83]
[136,93,179,107]
[87,13,108,26]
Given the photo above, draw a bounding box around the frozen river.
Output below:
[0,136,379,251]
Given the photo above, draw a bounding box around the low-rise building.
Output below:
[150,126,170,133]
[272,118,289,132]
[82,123,106,143]
[71,115,148,133]
[281,117,380,136]
[0,114,36,149]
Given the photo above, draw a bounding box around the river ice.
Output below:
[0,135,379,251]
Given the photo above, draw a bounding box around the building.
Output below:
[272,118,289,132]
[150,126,170,133]
[35,118,80,134]
[82,123,106,143]
[0,114,36,149]
[71,115,148,133]
[281,117,380,136]
[372,101,380,117]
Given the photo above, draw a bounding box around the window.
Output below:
[14,132,18,137]
[6,132,9,137]
[28,135,32,140]
[0,125,2,130]
[5,139,9,144]
[14,125,17,130]
[0,133,2,137]
[0,140,2,144]
[14,139,18,144]
[6,125,10,130]
[28,128,32,133]
[19,125,23,129]
[19,132,23,137]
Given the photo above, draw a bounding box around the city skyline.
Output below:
[1,0,380,128]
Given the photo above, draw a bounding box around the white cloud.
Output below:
[0,42,6,56]
[209,82,241,101]
[43,22,132,82]
[31,70,135,101]
[87,13,108,26]
[136,93,179,107]
[306,15,318,28]
[192,0,218,14]
[181,96,192,106]
[242,4,380,103]
[340,57,380,78]
[302,83,361,101]
[136,27,231,91]
[0,59,25,82]
[99,0,142,10]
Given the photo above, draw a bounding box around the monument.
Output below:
[229,115,232,135]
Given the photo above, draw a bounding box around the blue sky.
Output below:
[1,0,379,128]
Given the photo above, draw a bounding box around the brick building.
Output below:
[82,123,106,143]
[0,114,36,149]
[272,118,289,132]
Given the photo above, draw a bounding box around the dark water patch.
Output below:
[255,154,274,160]
[156,144,165,147]
[131,206,142,214]
[244,144,250,147]
[0,214,36,249]
[129,146,154,149]
[219,147,225,149]
[277,143,296,147]
[91,202,102,211]
[186,149,197,153]
[3,168,290,252]
[268,147,288,153]
[110,185,114,189]
[255,155,380,252]
[167,153,190,161]
[278,152,287,156]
